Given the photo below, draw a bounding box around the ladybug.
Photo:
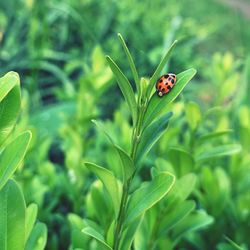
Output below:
[155,73,177,97]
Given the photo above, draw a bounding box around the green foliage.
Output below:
[1,1,250,249]
[0,71,47,250]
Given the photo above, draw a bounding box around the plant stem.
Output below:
[113,102,147,250]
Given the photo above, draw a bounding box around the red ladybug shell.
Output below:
[155,73,177,97]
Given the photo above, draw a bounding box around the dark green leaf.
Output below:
[135,112,172,164]
[84,162,121,216]
[124,172,175,226]
[106,56,137,125]
[92,120,134,181]
[118,33,140,94]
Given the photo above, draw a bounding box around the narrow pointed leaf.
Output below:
[119,216,143,250]
[118,33,140,94]
[84,162,120,216]
[146,40,178,98]
[125,172,175,226]
[82,227,112,250]
[0,179,26,250]
[135,112,172,164]
[172,211,214,240]
[106,56,137,125]
[143,68,196,129]
[196,144,242,162]
[159,200,195,235]
[197,130,233,143]
[92,120,134,181]
[0,71,21,145]
[0,131,32,190]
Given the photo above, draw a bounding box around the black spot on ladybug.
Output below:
[164,75,169,79]
[168,77,172,81]
[167,85,172,90]
[171,79,175,84]
[172,75,176,78]
[159,79,163,83]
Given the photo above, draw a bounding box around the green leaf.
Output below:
[167,173,197,205]
[119,216,143,250]
[92,120,134,181]
[135,112,172,164]
[82,227,112,250]
[0,179,26,250]
[106,56,137,125]
[25,203,38,243]
[0,71,21,145]
[172,210,214,240]
[0,131,32,190]
[25,222,47,250]
[197,130,233,143]
[124,172,175,226]
[158,200,195,235]
[84,162,121,217]
[167,148,195,176]
[224,236,245,250]
[196,144,242,162]
[143,68,197,129]
[118,33,140,94]
[185,101,202,130]
[146,40,178,98]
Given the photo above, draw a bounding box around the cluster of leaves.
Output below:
[0,72,47,250]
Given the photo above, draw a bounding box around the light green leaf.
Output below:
[92,120,134,181]
[185,101,201,130]
[0,179,26,250]
[0,131,32,190]
[146,40,178,98]
[143,68,197,129]
[0,71,21,145]
[106,56,137,125]
[135,112,172,164]
[125,172,175,226]
[25,222,47,250]
[82,227,112,250]
[172,211,214,240]
[196,144,242,162]
[84,162,121,217]
[118,33,140,94]
[119,216,143,250]
[158,200,195,235]
[25,203,38,243]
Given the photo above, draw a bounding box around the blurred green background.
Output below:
[1,0,250,249]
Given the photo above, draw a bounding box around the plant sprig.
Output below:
[83,33,196,250]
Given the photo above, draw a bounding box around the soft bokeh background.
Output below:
[1,0,250,249]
